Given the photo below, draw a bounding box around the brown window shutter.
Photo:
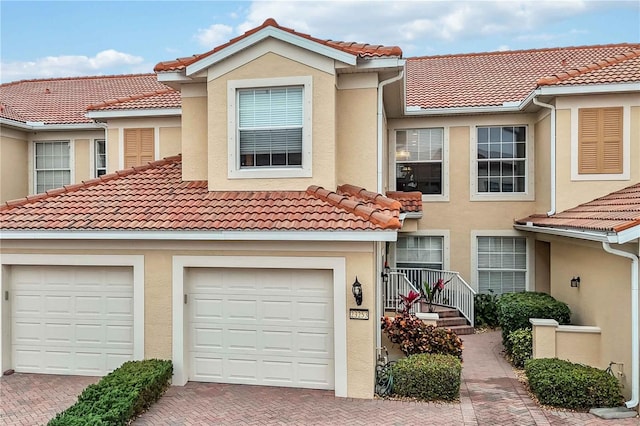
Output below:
[123,128,155,168]
[578,107,623,174]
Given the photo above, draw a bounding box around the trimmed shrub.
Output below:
[525,358,624,410]
[497,292,570,351]
[392,353,461,401]
[49,359,173,426]
[382,314,463,359]
[474,290,500,328]
[507,328,532,367]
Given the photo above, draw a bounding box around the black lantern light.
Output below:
[570,276,581,288]
[352,277,363,306]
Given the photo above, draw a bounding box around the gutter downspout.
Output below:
[603,242,639,409]
[376,70,403,353]
[532,98,556,216]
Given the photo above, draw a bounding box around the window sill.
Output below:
[470,192,534,202]
[571,172,630,181]
[228,167,312,179]
[422,193,449,203]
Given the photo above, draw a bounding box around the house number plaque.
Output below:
[349,308,369,320]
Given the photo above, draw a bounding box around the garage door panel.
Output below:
[11,265,134,376]
[187,267,334,390]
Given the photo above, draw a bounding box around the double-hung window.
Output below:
[477,126,526,193]
[396,235,444,270]
[239,87,303,168]
[477,236,527,295]
[395,128,443,195]
[95,139,107,177]
[34,141,71,193]
[228,76,312,179]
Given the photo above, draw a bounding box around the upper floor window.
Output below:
[123,128,154,169]
[239,87,303,168]
[578,107,622,174]
[34,141,70,193]
[95,139,106,177]
[228,76,312,179]
[395,128,443,195]
[477,126,526,193]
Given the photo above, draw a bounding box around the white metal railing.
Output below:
[391,268,477,326]
[384,271,421,314]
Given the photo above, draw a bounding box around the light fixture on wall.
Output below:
[352,277,363,306]
[570,276,581,288]
[381,261,390,284]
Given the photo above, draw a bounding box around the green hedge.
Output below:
[497,292,570,351]
[474,291,500,328]
[507,328,532,367]
[391,353,461,401]
[49,359,172,426]
[525,358,624,410]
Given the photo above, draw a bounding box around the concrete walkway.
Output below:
[2,331,638,425]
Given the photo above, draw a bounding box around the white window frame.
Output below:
[93,139,107,178]
[227,76,313,179]
[569,98,631,181]
[471,230,533,294]
[32,140,73,194]
[470,124,534,201]
[393,127,449,202]
[393,230,450,270]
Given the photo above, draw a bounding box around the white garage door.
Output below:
[187,267,334,389]
[11,265,134,376]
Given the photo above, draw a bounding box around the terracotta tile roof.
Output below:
[516,183,640,233]
[385,191,423,213]
[0,156,401,232]
[537,49,640,86]
[406,43,640,109]
[0,102,28,122]
[155,18,402,72]
[86,88,181,111]
[0,74,174,124]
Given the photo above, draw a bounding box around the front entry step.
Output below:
[424,305,475,335]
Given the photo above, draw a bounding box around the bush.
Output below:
[497,292,571,351]
[525,358,624,410]
[507,328,532,367]
[392,353,461,401]
[381,314,463,359]
[49,359,173,426]
[474,290,500,328]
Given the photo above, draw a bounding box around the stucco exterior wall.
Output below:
[387,113,540,286]
[336,74,378,190]
[181,86,208,181]
[534,111,551,214]
[74,139,90,183]
[554,94,640,212]
[548,238,635,396]
[159,127,181,159]
[1,239,378,399]
[207,49,336,191]
[0,129,28,202]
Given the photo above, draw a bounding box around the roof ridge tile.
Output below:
[537,48,640,85]
[0,155,182,212]
[0,73,156,88]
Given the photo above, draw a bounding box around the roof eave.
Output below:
[0,229,398,242]
[0,118,102,130]
[404,104,522,116]
[513,222,634,244]
[85,108,182,119]
[186,26,357,76]
[537,81,640,96]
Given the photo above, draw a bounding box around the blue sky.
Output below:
[1,0,639,83]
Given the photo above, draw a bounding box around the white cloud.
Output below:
[1,49,144,82]
[195,23,233,47]
[221,0,607,56]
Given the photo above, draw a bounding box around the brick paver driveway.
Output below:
[0,373,99,425]
[3,332,638,425]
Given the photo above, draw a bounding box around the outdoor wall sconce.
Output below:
[381,261,391,284]
[352,277,363,306]
[570,276,581,288]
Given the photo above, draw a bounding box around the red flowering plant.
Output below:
[423,277,453,313]
[398,289,421,315]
